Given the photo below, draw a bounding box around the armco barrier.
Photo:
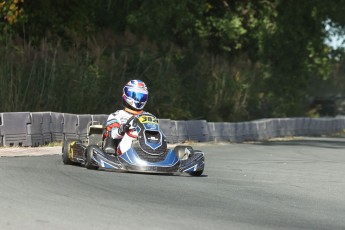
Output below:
[1,112,345,147]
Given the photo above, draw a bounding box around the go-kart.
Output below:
[62,114,205,176]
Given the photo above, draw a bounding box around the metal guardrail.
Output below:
[0,112,344,147]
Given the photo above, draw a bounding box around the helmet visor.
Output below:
[124,87,148,109]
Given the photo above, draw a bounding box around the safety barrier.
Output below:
[0,112,345,147]
[50,112,64,142]
[0,112,31,147]
[27,112,51,147]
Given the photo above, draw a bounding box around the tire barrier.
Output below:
[0,112,345,147]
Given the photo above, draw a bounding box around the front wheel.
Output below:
[188,170,203,177]
[85,145,99,170]
[176,146,205,176]
[187,152,204,176]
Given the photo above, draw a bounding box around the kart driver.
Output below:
[103,79,154,155]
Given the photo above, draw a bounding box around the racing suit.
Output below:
[103,108,154,155]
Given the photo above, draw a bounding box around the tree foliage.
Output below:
[0,0,345,121]
[0,0,25,32]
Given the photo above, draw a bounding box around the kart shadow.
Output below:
[125,171,209,177]
[255,138,345,149]
[65,164,209,177]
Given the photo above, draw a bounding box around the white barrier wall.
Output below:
[0,112,344,147]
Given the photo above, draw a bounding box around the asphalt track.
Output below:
[1,137,345,230]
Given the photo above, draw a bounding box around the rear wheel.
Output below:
[85,145,99,170]
[62,139,78,165]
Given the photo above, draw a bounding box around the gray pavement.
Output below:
[0,138,345,229]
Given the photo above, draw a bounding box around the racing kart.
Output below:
[62,114,205,176]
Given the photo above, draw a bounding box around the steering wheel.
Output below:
[125,115,137,129]
[123,115,139,138]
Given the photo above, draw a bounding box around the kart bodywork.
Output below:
[62,114,205,176]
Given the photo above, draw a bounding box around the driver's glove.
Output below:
[118,123,130,136]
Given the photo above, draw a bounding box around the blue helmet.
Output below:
[122,80,148,110]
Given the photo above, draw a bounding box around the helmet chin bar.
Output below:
[122,99,144,112]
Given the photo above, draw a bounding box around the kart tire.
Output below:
[174,145,193,160]
[85,145,99,170]
[188,170,203,177]
[187,151,204,176]
[62,139,78,165]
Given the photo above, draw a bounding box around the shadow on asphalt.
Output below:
[67,166,209,177]
[255,138,345,149]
